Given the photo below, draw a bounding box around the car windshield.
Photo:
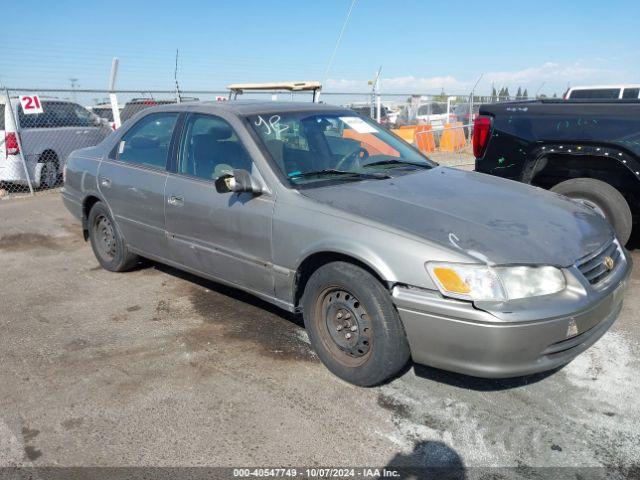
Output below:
[248,112,434,186]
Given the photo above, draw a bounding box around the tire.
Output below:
[551,178,632,244]
[38,153,59,189]
[301,261,410,387]
[88,201,139,272]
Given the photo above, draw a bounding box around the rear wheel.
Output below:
[551,178,632,244]
[38,153,59,189]
[302,261,410,387]
[88,202,139,272]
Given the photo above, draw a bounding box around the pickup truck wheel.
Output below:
[88,202,139,272]
[302,261,410,387]
[551,178,632,244]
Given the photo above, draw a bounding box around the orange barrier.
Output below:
[391,127,417,144]
[342,130,398,156]
[439,122,466,152]
[414,125,436,154]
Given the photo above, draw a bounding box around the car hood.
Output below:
[301,167,613,266]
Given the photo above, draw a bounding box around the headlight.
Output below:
[426,262,566,302]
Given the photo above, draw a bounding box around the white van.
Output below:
[0,96,111,188]
[565,84,640,100]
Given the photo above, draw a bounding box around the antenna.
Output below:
[174,49,182,103]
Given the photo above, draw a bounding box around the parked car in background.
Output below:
[415,102,451,128]
[347,104,391,126]
[0,96,111,188]
[62,101,630,386]
[474,99,640,244]
[453,102,480,125]
[453,102,480,136]
[119,97,199,123]
[564,85,640,100]
[87,103,122,130]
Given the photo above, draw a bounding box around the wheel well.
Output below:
[39,150,59,165]
[293,252,388,309]
[81,195,101,240]
[532,154,639,212]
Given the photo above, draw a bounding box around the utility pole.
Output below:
[368,66,382,123]
[69,78,78,102]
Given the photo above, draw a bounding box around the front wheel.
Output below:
[88,201,139,272]
[302,261,410,387]
[551,178,632,245]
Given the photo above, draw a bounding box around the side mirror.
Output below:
[215,169,263,195]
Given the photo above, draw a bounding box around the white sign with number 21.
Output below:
[20,95,44,115]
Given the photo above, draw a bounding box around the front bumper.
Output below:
[393,252,631,378]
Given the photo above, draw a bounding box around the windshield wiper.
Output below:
[288,169,390,180]
[362,159,431,169]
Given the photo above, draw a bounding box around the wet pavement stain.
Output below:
[377,393,412,419]
[24,446,42,461]
[185,285,316,363]
[21,427,39,442]
[61,418,83,430]
[0,233,62,251]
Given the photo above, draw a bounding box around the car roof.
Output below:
[141,100,352,116]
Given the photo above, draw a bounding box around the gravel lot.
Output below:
[0,191,638,475]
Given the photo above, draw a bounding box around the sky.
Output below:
[1,0,639,97]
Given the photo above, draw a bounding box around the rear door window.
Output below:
[115,113,178,169]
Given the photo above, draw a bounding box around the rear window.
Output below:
[0,104,4,130]
[569,88,620,99]
[418,103,446,115]
[120,100,174,122]
[18,101,94,129]
[92,107,114,122]
[622,88,640,99]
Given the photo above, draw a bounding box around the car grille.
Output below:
[576,239,621,286]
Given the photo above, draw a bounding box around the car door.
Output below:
[164,113,274,296]
[97,112,179,260]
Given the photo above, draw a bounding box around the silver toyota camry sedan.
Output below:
[61,101,631,386]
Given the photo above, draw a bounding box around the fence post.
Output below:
[4,88,34,195]
[108,58,122,129]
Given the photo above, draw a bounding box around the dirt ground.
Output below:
[0,191,638,476]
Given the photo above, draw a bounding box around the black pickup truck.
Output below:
[474,100,640,244]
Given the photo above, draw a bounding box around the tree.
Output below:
[516,87,522,100]
[503,87,510,99]
[523,88,529,99]
[491,86,498,101]
[552,93,558,98]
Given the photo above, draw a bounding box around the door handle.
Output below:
[100,177,111,188]
[168,195,184,206]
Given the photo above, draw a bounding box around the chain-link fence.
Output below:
[0,87,494,199]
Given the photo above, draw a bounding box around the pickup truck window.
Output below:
[116,113,178,169]
[569,88,620,99]
[249,112,433,186]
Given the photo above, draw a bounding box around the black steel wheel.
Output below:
[88,201,139,272]
[315,287,373,367]
[302,261,410,386]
